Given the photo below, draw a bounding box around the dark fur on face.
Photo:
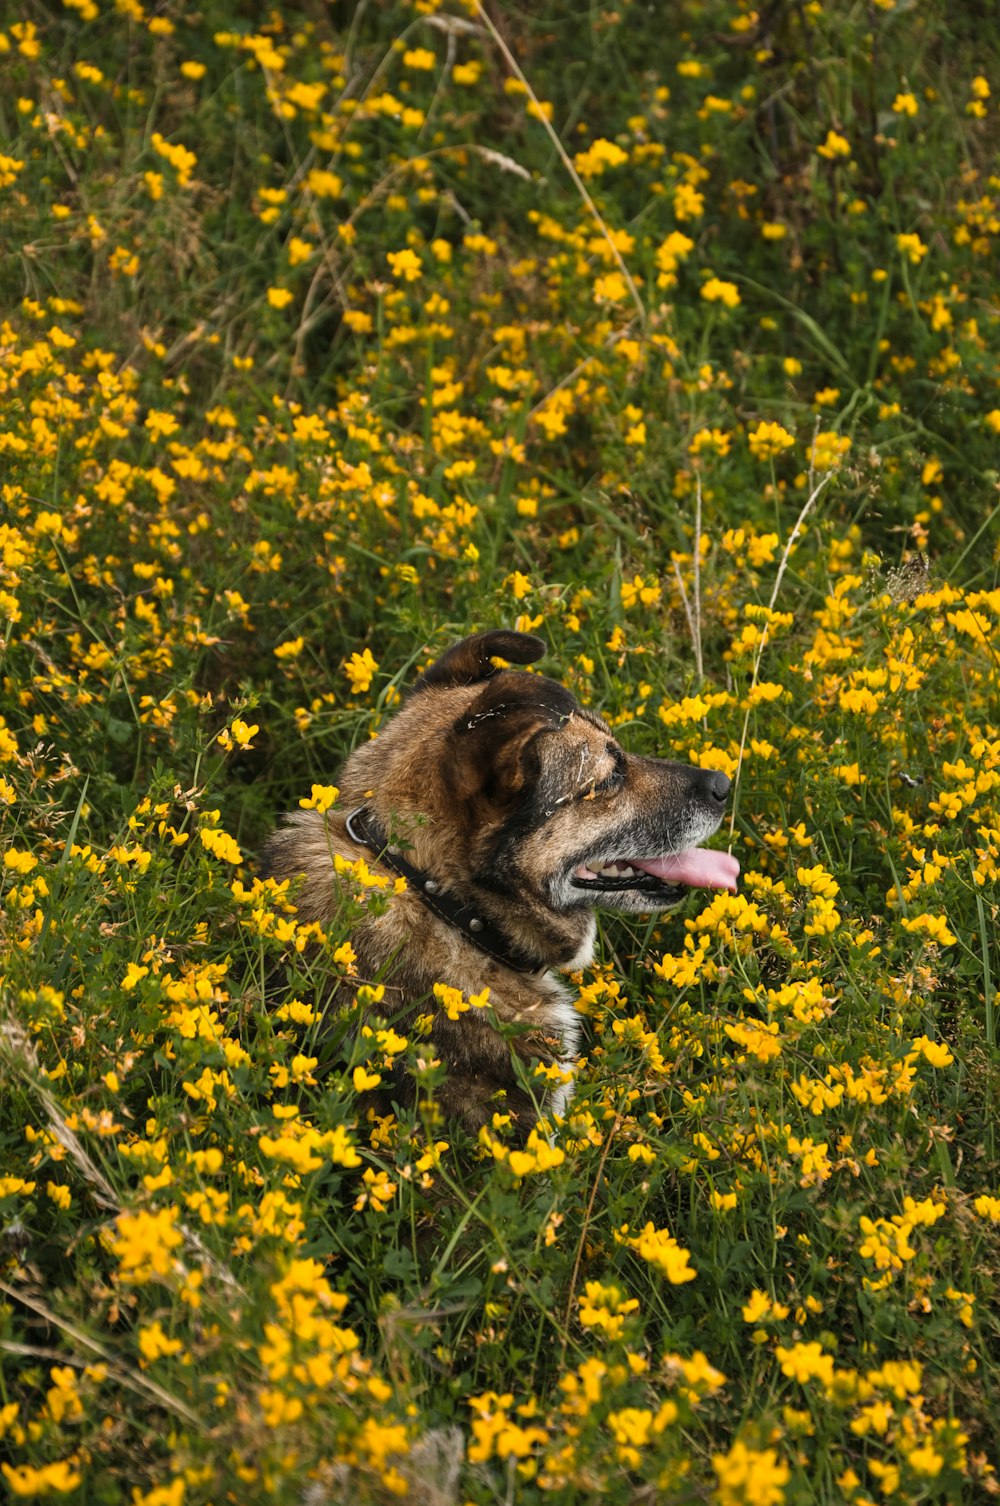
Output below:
[262,630,739,1137]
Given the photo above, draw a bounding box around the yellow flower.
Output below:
[4,848,38,874]
[131,1479,185,1506]
[615,1222,697,1283]
[137,1321,184,1363]
[725,1019,782,1062]
[809,430,851,469]
[910,1033,954,1066]
[218,717,259,751]
[897,231,929,264]
[463,232,498,255]
[621,573,661,609]
[593,271,628,303]
[260,1122,360,1172]
[467,1392,549,1464]
[700,277,741,307]
[803,896,841,937]
[741,1289,789,1324]
[402,46,436,70]
[150,131,197,186]
[299,783,339,812]
[674,182,705,219]
[343,648,379,693]
[574,137,629,177]
[775,1340,835,1386]
[655,229,695,284]
[892,92,919,116]
[2,1460,83,1497]
[287,236,314,267]
[742,1288,772,1324]
[900,913,958,948]
[47,1182,71,1210]
[713,1439,790,1506]
[266,286,294,309]
[858,1215,915,1272]
[577,1280,640,1339]
[387,248,422,281]
[109,1206,184,1283]
[507,1130,566,1178]
[609,1406,653,1451]
[434,982,470,1021]
[817,130,851,159]
[796,864,839,899]
[109,245,140,278]
[747,420,794,460]
[144,409,180,439]
[658,691,731,727]
[199,827,243,865]
[353,1066,382,1093]
[689,427,730,457]
[902,1194,946,1227]
[306,168,343,199]
[231,717,259,747]
[452,61,482,86]
[285,81,326,112]
[274,637,304,660]
[0,1177,36,1196]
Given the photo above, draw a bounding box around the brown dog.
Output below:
[263,630,739,1137]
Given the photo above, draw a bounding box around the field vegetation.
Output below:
[1,1,999,1501]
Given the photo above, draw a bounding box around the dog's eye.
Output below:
[586,744,626,798]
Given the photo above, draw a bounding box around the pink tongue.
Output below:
[629,848,740,892]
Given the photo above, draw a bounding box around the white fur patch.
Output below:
[534,969,583,1123]
[562,914,597,973]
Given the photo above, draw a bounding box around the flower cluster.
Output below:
[1,3,998,1504]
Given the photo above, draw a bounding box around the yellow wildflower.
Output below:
[701,277,741,307]
[343,648,379,693]
[747,421,794,460]
[817,130,851,159]
[713,1440,790,1506]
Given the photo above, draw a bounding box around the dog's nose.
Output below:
[699,769,731,804]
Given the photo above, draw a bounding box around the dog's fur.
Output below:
[263,630,736,1137]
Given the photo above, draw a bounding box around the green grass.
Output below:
[1,1,999,1501]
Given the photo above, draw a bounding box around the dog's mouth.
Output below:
[570,847,740,897]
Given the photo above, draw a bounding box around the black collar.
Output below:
[344,805,544,976]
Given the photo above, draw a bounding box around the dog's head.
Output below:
[340,630,739,919]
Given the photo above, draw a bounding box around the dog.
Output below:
[263,630,739,1138]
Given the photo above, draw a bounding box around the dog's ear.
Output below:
[413,630,545,694]
[448,674,576,807]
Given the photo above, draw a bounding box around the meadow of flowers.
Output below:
[1,0,999,1501]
